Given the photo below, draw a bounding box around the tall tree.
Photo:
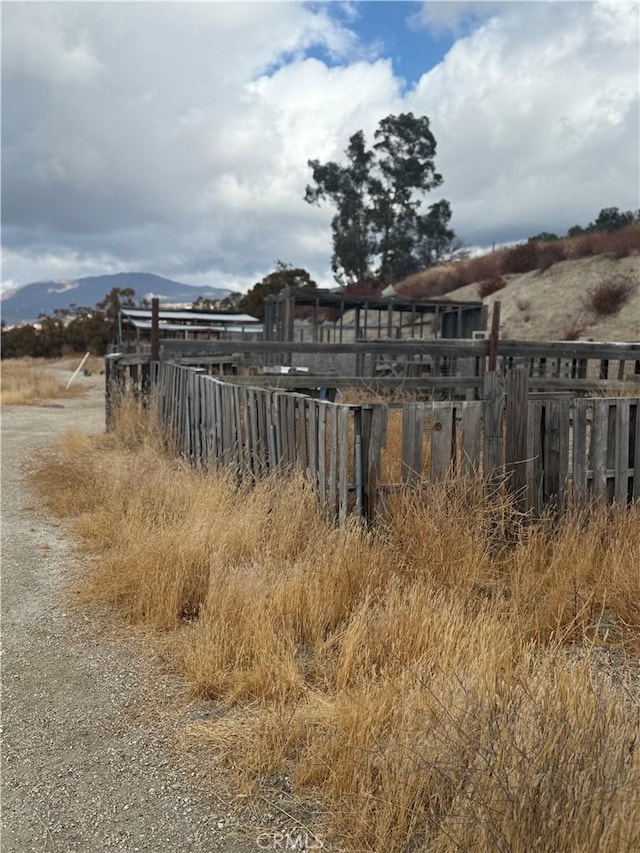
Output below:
[238,261,317,321]
[305,113,455,286]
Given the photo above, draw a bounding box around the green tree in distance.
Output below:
[305,113,456,286]
[238,261,317,321]
[567,207,639,237]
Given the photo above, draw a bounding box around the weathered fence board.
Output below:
[108,359,640,522]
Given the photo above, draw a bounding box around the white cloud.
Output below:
[1,1,638,294]
[406,0,639,243]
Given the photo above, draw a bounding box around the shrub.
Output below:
[477,275,507,298]
[502,242,539,274]
[586,274,636,318]
[537,241,567,272]
[561,324,585,341]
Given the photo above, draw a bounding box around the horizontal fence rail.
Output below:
[107,357,640,522]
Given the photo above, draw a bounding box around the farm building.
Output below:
[263,287,486,344]
[117,307,262,353]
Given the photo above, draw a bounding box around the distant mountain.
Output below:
[0,272,232,325]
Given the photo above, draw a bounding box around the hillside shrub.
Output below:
[537,241,567,272]
[586,274,636,318]
[502,242,539,274]
[477,276,507,298]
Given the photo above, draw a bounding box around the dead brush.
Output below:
[32,399,640,851]
[1,358,85,405]
[586,274,636,318]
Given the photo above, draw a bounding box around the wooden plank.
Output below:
[590,399,609,498]
[557,401,570,511]
[483,372,505,482]
[338,407,350,524]
[527,400,544,513]
[460,402,482,476]
[318,405,327,506]
[234,384,244,471]
[504,368,529,509]
[213,380,223,465]
[328,405,338,517]
[401,404,418,484]
[191,372,201,463]
[430,403,454,482]
[633,402,640,501]
[571,399,588,502]
[366,405,386,522]
[297,398,308,469]
[542,402,561,506]
[287,394,297,468]
[267,394,278,471]
[308,401,318,489]
[257,389,269,473]
[614,399,630,504]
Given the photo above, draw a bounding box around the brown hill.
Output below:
[438,254,639,341]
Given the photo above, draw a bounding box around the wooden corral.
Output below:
[262,288,486,369]
[155,338,640,398]
[107,354,640,523]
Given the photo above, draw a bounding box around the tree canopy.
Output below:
[238,261,317,320]
[305,113,456,287]
[0,288,139,359]
[567,207,639,237]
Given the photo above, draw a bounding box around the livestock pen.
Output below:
[106,337,640,522]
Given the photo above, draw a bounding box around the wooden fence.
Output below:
[128,361,640,522]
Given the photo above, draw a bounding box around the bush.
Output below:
[477,276,507,298]
[537,241,567,272]
[502,242,539,274]
[586,274,636,318]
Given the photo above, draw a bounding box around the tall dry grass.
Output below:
[397,222,640,300]
[1,358,86,405]
[32,398,640,851]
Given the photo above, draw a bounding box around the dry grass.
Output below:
[396,223,640,300]
[31,399,640,851]
[586,274,636,318]
[0,358,86,406]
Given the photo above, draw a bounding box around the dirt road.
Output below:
[1,372,257,852]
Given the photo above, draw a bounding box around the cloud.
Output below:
[1,1,638,293]
[407,0,640,244]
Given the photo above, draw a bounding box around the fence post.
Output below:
[483,371,505,488]
[150,297,160,362]
[488,301,501,373]
[504,367,529,510]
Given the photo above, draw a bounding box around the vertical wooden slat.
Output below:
[287,394,297,468]
[590,399,608,498]
[483,372,504,481]
[633,402,640,501]
[308,401,318,490]
[460,402,482,476]
[318,405,327,507]
[557,401,570,511]
[527,400,544,513]
[542,402,561,506]
[571,399,588,502]
[614,400,630,504]
[338,407,350,524]
[430,404,454,482]
[368,404,387,521]
[504,368,529,509]
[401,404,418,483]
[328,405,338,518]
[460,402,482,477]
[297,398,308,470]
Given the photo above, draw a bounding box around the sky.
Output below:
[1,0,639,295]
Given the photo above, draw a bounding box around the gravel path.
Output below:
[1,373,259,852]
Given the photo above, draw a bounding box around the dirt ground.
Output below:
[1,368,271,852]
